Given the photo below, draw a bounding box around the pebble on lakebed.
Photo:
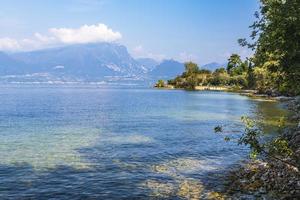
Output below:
[177,179,204,200]
[143,178,227,199]
[225,159,300,199]
[142,180,176,198]
[222,96,300,199]
[142,157,228,199]
[152,157,220,177]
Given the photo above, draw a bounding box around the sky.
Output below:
[0,0,259,64]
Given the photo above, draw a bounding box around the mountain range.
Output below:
[202,62,227,71]
[0,43,224,84]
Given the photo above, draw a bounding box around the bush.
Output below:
[229,75,248,88]
[155,80,165,88]
[208,72,230,86]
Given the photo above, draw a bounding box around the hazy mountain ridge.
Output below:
[0,43,221,84]
[0,52,30,75]
[202,62,227,71]
[136,58,159,72]
[149,59,184,79]
[10,43,144,80]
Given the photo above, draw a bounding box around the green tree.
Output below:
[227,54,242,74]
[185,74,198,90]
[214,67,226,74]
[209,69,230,86]
[198,69,211,74]
[215,116,296,168]
[239,0,300,95]
[155,80,165,88]
[184,62,199,75]
[229,75,248,88]
[246,59,256,89]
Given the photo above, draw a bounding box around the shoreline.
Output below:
[222,96,300,199]
[155,85,294,102]
[155,85,300,198]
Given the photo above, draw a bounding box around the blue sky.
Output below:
[0,0,259,64]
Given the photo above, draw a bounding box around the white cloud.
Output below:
[0,37,21,51]
[50,24,121,44]
[0,23,121,51]
[34,33,56,43]
[133,45,143,54]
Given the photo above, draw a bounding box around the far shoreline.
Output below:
[154,84,293,102]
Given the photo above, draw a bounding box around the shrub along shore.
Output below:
[155,78,300,198]
[155,0,300,197]
[155,74,300,198]
[222,97,300,199]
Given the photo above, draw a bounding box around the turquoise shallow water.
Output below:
[0,86,285,199]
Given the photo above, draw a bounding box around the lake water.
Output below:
[0,86,286,199]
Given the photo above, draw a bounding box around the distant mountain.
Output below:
[136,58,159,72]
[10,43,144,81]
[0,52,29,75]
[0,43,192,84]
[149,59,184,79]
[202,62,226,72]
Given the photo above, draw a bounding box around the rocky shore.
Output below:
[223,96,300,199]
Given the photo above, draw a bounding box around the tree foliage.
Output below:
[185,62,199,75]
[215,116,296,167]
[158,0,300,95]
[227,54,242,75]
[240,0,300,95]
[155,79,165,88]
[166,59,251,90]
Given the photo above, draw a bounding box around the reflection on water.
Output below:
[0,86,288,199]
[252,99,290,134]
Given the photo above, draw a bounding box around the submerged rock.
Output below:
[148,157,230,199]
[177,179,204,200]
[142,180,176,198]
[152,157,220,178]
[206,191,226,200]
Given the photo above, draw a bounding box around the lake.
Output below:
[0,85,286,199]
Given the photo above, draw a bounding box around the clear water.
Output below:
[0,86,286,199]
